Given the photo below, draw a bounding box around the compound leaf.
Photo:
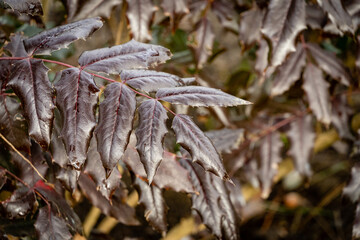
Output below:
[95,82,136,173]
[2,0,43,15]
[288,115,315,177]
[156,86,251,107]
[24,18,103,56]
[121,69,190,93]
[261,0,306,67]
[79,39,171,74]
[180,159,239,240]
[303,63,332,125]
[135,99,168,184]
[172,114,229,181]
[126,0,156,42]
[271,44,306,96]
[35,207,72,240]
[133,177,167,233]
[55,68,99,169]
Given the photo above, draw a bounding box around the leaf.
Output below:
[205,128,244,154]
[287,115,315,177]
[317,0,354,34]
[135,99,168,183]
[255,39,269,74]
[258,131,282,198]
[78,39,171,74]
[271,44,306,96]
[126,0,156,42]
[78,173,139,225]
[161,0,189,29]
[2,0,43,15]
[306,3,327,30]
[65,0,122,21]
[261,0,306,67]
[133,177,167,233]
[0,96,30,150]
[85,137,121,199]
[95,82,136,173]
[179,159,239,240]
[34,207,72,240]
[306,43,350,86]
[121,69,190,93]
[344,162,360,202]
[54,68,99,169]
[238,6,265,45]
[353,203,360,239]
[50,109,68,168]
[157,86,251,107]
[24,18,103,55]
[212,0,238,32]
[172,114,229,181]
[55,167,79,194]
[2,187,36,219]
[5,35,54,148]
[123,134,194,193]
[303,63,332,125]
[331,95,354,140]
[34,180,83,233]
[193,17,214,69]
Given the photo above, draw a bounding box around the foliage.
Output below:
[0,0,360,239]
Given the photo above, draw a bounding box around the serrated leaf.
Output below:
[85,137,121,199]
[135,99,168,183]
[261,0,306,67]
[193,17,214,69]
[133,177,167,233]
[54,68,99,169]
[78,39,171,74]
[317,0,354,34]
[239,6,265,45]
[121,69,190,93]
[2,187,36,219]
[344,162,360,202]
[50,109,68,168]
[180,159,239,240]
[123,134,194,193]
[205,128,244,154]
[35,207,72,240]
[24,18,103,55]
[2,0,43,15]
[259,131,282,198]
[95,82,135,173]
[126,0,156,42]
[271,44,306,96]
[303,63,332,125]
[172,114,229,181]
[66,0,122,21]
[78,173,139,225]
[306,43,350,86]
[288,115,315,177]
[156,86,251,107]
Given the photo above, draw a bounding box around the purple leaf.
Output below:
[95,82,136,172]
[288,115,315,177]
[126,0,156,42]
[193,17,215,69]
[255,39,270,74]
[306,43,351,86]
[271,44,306,96]
[3,0,43,15]
[78,173,140,226]
[35,207,72,240]
[239,6,265,45]
[259,131,282,198]
[2,187,36,219]
[121,69,191,93]
[306,3,326,30]
[303,63,332,125]
[331,95,354,140]
[50,109,68,168]
[172,114,229,181]
[161,0,189,29]
[180,159,239,240]
[261,0,306,67]
[135,99,168,183]
[205,128,244,154]
[78,39,171,74]
[55,166,79,194]
[343,162,360,202]
[133,177,167,233]
[156,86,251,107]
[54,68,99,169]
[24,18,103,55]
